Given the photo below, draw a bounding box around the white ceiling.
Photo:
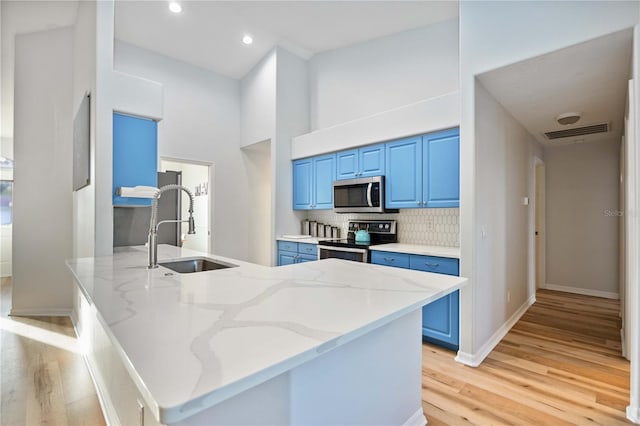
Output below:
[0,1,78,142]
[478,29,633,147]
[114,1,459,79]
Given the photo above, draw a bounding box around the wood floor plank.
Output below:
[422,289,631,425]
[0,278,105,426]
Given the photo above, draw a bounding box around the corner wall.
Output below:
[468,81,540,355]
[12,27,74,314]
[544,140,620,298]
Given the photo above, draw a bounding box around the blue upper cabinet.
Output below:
[314,154,336,209]
[423,129,460,208]
[293,158,313,210]
[113,113,158,206]
[336,149,358,180]
[336,144,384,180]
[385,129,459,209]
[293,154,336,210]
[385,136,422,209]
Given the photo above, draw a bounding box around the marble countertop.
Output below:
[67,245,466,423]
[368,243,461,259]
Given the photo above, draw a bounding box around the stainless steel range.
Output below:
[317,220,397,263]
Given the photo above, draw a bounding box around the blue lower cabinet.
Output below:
[370,251,409,269]
[371,250,460,350]
[277,241,318,265]
[278,252,297,266]
[421,290,459,350]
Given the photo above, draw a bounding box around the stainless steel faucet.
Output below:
[148,184,196,269]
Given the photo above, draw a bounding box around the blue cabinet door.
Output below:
[336,144,384,180]
[423,129,459,208]
[293,159,313,210]
[370,251,410,269]
[421,290,459,350]
[409,254,459,350]
[336,149,359,180]
[278,251,297,266]
[313,154,336,209]
[385,136,422,209]
[112,113,158,206]
[359,144,385,178]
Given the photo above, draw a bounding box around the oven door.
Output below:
[318,245,368,263]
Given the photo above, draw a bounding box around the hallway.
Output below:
[423,289,630,425]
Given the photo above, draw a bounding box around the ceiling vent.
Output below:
[544,122,610,140]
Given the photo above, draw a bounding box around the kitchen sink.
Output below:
[159,257,237,274]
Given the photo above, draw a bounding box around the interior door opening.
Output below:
[160,159,212,254]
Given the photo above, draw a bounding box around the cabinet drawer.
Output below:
[409,255,459,276]
[277,241,298,253]
[298,243,318,256]
[370,251,410,269]
[297,253,318,263]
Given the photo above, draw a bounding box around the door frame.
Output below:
[529,156,545,300]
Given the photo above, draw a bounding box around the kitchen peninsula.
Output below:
[67,245,467,426]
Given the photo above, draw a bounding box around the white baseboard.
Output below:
[541,283,619,300]
[404,408,427,426]
[9,308,72,317]
[455,294,535,367]
[627,406,640,424]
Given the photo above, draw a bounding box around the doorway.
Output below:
[160,159,212,254]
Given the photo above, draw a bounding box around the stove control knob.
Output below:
[385,224,390,229]
[378,224,383,229]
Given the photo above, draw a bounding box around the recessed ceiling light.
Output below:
[168,2,182,14]
[242,35,254,45]
[556,112,581,126]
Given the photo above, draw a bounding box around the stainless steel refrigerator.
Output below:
[113,171,182,247]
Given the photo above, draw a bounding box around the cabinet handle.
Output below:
[422,201,427,206]
[425,262,440,268]
[416,201,421,205]
[383,257,395,262]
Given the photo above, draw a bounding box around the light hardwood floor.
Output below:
[423,289,631,425]
[1,279,630,425]
[0,277,106,426]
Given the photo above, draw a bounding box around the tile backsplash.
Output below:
[306,208,459,247]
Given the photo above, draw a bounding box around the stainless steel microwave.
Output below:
[333,176,397,213]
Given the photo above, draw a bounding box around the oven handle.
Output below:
[366,183,373,207]
[317,245,369,262]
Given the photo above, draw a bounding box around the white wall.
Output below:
[469,80,541,354]
[114,41,250,260]
[72,0,97,259]
[240,50,277,265]
[458,0,639,365]
[240,47,309,265]
[242,142,271,266]
[544,140,620,297]
[274,48,309,250]
[240,52,276,148]
[309,19,459,131]
[12,27,74,314]
[93,0,115,257]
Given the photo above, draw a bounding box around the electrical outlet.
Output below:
[426,217,434,231]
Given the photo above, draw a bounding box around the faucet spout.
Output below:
[148,184,196,269]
